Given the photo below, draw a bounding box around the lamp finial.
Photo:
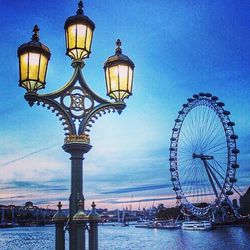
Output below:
[57,201,62,211]
[115,39,122,55]
[32,25,40,42]
[77,0,84,15]
[91,201,96,208]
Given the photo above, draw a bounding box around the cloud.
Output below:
[103,192,215,204]
[1,180,68,192]
[104,197,176,204]
[101,184,172,194]
[0,195,25,200]
[0,144,58,168]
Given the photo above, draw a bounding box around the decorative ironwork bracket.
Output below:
[24,63,126,143]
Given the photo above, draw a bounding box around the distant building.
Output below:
[239,186,250,215]
[25,201,33,207]
[232,199,238,208]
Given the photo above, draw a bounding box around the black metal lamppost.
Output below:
[17,1,134,250]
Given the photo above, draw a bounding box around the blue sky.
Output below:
[0,0,250,210]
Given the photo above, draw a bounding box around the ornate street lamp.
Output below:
[104,39,134,102]
[17,1,134,250]
[64,0,95,61]
[17,25,50,92]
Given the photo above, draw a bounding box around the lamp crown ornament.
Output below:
[77,0,84,15]
[88,201,100,220]
[91,201,96,208]
[52,201,67,222]
[32,25,40,42]
[115,39,122,55]
[57,201,62,211]
[64,0,95,61]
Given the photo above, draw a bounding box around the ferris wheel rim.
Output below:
[169,93,239,217]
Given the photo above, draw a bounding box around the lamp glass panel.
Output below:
[28,52,40,80]
[105,69,110,93]
[128,67,133,93]
[86,26,92,52]
[76,24,87,48]
[39,54,48,83]
[118,65,129,91]
[68,24,77,49]
[109,66,119,91]
[29,80,38,91]
[69,49,78,58]
[20,53,28,81]
[65,27,69,48]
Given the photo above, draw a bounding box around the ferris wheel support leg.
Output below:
[203,160,219,198]
[206,162,240,219]
[206,162,223,190]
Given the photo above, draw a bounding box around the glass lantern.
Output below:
[104,39,134,102]
[17,25,50,92]
[65,1,95,61]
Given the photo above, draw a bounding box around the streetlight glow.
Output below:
[64,1,95,61]
[17,25,50,92]
[104,39,134,102]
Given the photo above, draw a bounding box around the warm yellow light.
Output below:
[68,24,88,50]
[39,54,48,83]
[65,23,93,60]
[29,53,40,80]
[17,25,50,92]
[64,0,95,63]
[64,1,95,61]
[105,64,133,101]
[19,52,49,92]
[20,53,28,81]
[104,39,134,102]
[118,65,129,90]
[109,66,119,91]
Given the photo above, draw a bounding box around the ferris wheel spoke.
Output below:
[179,162,195,181]
[202,112,222,140]
[199,106,212,149]
[201,133,224,153]
[208,145,227,154]
[213,159,227,175]
[178,151,193,157]
[178,145,194,154]
[205,140,227,153]
[200,110,219,141]
[203,133,225,152]
[179,129,196,148]
[192,108,201,147]
[201,126,224,152]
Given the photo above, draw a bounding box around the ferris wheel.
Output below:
[169,93,239,217]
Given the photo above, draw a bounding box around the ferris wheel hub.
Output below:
[192,153,214,160]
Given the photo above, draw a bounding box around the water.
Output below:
[0,225,250,250]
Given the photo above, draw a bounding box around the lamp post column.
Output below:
[63,141,92,250]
